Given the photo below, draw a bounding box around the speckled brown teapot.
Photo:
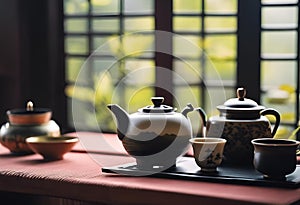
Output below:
[197,88,281,165]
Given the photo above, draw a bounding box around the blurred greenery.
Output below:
[65,71,116,131]
[66,25,154,130]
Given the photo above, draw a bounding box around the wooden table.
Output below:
[0,132,299,205]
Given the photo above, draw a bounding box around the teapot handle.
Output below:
[260,108,281,137]
[194,107,207,137]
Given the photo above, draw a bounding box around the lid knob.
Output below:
[26,101,34,111]
[237,88,246,101]
[141,97,174,113]
[151,97,164,107]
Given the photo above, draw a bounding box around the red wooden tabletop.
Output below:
[0,132,299,205]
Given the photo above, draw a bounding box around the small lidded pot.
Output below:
[0,101,60,154]
[7,101,52,125]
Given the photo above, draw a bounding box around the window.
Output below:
[64,0,300,139]
[260,0,300,138]
[64,0,156,131]
[171,0,237,119]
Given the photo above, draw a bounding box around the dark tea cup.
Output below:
[251,138,299,180]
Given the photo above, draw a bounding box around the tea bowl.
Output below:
[26,136,79,160]
[190,137,226,172]
[251,138,300,180]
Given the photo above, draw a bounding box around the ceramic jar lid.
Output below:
[7,101,52,125]
[140,97,175,113]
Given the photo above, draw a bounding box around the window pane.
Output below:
[173,35,202,58]
[208,60,236,81]
[124,0,154,14]
[93,34,154,57]
[175,86,200,105]
[173,0,202,14]
[124,17,154,32]
[173,17,201,32]
[262,0,298,4]
[173,60,201,84]
[92,36,112,52]
[261,31,297,55]
[91,0,119,14]
[92,58,118,79]
[65,37,88,54]
[66,57,85,83]
[205,0,237,13]
[92,58,155,85]
[204,35,236,59]
[262,7,298,27]
[124,60,155,85]
[115,34,154,57]
[205,17,237,32]
[65,19,88,33]
[92,18,120,32]
[64,0,88,15]
[261,61,296,88]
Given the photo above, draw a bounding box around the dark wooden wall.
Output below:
[0,0,67,131]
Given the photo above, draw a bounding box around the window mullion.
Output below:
[155,0,173,105]
[296,2,300,132]
[237,0,261,102]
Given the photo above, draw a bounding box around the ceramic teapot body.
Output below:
[0,121,60,153]
[199,88,280,165]
[107,97,200,169]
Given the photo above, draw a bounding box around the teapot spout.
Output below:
[107,104,129,141]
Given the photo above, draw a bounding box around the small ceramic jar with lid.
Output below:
[0,101,60,154]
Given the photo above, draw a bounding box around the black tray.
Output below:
[102,157,300,189]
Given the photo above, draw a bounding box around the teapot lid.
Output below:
[6,101,52,125]
[140,97,175,113]
[7,101,52,115]
[217,88,265,119]
[223,88,258,108]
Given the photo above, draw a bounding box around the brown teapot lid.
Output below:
[223,88,259,108]
[140,97,175,113]
[217,88,265,119]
